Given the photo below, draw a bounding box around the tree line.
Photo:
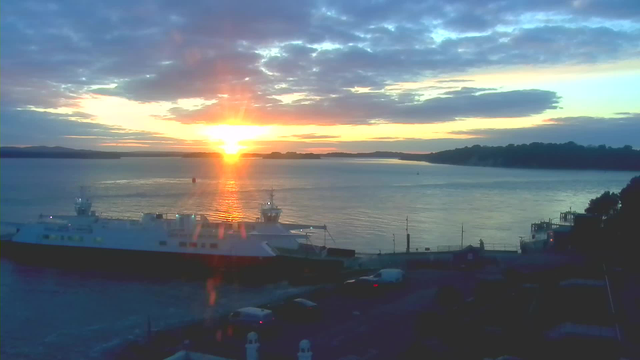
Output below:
[401,142,640,171]
[584,175,640,265]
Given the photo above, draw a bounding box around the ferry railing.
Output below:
[98,215,141,221]
[436,245,463,252]
[482,243,519,252]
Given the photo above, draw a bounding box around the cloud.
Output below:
[442,11,495,33]
[286,133,341,140]
[0,109,177,148]
[442,87,497,96]
[450,114,640,148]
[253,138,475,153]
[167,89,560,125]
[436,79,475,84]
[1,0,639,140]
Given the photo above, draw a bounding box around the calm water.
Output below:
[1,157,636,359]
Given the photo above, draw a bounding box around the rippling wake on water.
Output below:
[1,157,636,359]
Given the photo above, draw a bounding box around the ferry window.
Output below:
[179,242,187,247]
[50,235,58,241]
[200,243,206,248]
[209,243,218,249]
[189,242,197,248]
[158,241,167,246]
[42,234,50,239]
[78,236,83,242]
[95,237,103,243]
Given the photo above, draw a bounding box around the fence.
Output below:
[482,243,519,252]
[435,243,518,252]
[436,245,463,252]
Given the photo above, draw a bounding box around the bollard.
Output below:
[298,339,312,360]
[246,332,259,360]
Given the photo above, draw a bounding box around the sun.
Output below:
[220,142,243,155]
[204,125,268,156]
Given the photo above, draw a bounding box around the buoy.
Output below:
[192,177,196,183]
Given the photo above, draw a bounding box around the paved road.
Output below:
[189,269,478,360]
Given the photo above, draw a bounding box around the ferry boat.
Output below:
[0,190,336,274]
[521,209,577,252]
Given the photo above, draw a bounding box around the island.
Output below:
[323,151,408,158]
[181,152,224,158]
[0,146,121,159]
[262,152,321,159]
[400,142,640,171]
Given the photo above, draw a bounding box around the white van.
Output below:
[360,268,405,284]
[228,307,276,332]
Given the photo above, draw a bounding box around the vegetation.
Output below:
[324,151,408,158]
[401,142,640,171]
[0,146,121,159]
[585,191,620,219]
[262,152,321,159]
[586,176,640,264]
[181,152,223,158]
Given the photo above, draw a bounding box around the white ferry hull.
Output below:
[0,240,277,275]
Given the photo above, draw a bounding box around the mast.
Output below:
[75,186,93,216]
[260,188,282,223]
[269,188,275,207]
[461,223,464,249]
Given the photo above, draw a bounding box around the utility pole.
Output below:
[406,216,410,253]
[461,223,464,249]
[393,233,396,254]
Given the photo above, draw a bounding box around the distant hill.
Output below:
[182,151,408,159]
[181,152,224,158]
[119,151,187,157]
[0,146,121,159]
[400,142,640,171]
[324,151,408,158]
[262,152,321,159]
[0,147,411,160]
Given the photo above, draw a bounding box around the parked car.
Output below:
[360,269,405,284]
[267,298,321,322]
[226,307,276,335]
[343,269,406,294]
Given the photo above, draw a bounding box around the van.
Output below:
[227,307,276,334]
[360,268,405,284]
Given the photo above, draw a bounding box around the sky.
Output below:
[1,0,639,154]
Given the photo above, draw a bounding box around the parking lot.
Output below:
[114,252,633,360]
[185,269,479,359]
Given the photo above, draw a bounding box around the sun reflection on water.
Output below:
[219,179,243,222]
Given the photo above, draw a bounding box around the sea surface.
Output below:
[1,157,636,359]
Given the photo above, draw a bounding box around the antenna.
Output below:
[461,223,465,249]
